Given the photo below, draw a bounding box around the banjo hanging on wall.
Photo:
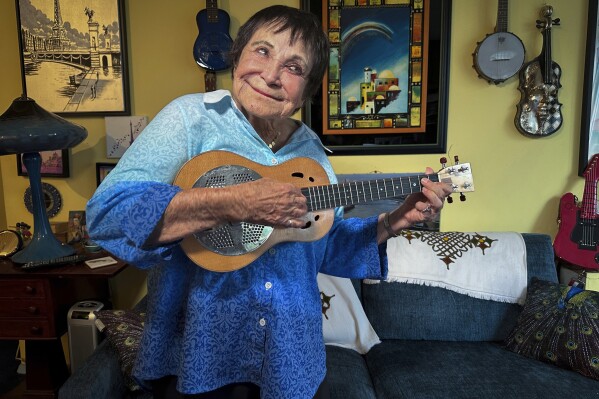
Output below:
[473,0,525,84]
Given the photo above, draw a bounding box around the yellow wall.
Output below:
[0,0,591,305]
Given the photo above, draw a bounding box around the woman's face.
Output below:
[232,25,312,121]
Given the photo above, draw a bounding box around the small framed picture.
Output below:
[105,115,147,158]
[17,150,70,178]
[96,162,117,186]
[67,210,87,244]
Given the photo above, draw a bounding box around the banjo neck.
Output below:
[496,0,508,33]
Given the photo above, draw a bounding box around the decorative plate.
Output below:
[0,230,22,257]
[24,182,62,218]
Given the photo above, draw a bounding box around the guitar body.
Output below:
[473,31,525,84]
[554,154,599,270]
[554,193,599,269]
[193,5,233,72]
[173,151,334,272]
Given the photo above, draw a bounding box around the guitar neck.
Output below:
[581,165,599,219]
[207,0,219,23]
[301,174,438,212]
[496,0,508,32]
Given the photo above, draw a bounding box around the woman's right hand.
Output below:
[230,178,308,228]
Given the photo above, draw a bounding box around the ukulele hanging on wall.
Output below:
[514,5,563,137]
[193,0,233,92]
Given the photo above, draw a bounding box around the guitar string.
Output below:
[582,166,597,246]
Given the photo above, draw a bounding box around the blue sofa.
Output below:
[59,233,599,398]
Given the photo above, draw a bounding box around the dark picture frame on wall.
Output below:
[16,149,69,178]
[96,162,116,186]
[15,0,130,116]
[578,0,599,175]
[301,0,452,155]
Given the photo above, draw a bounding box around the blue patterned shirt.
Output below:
[86,90,388,398]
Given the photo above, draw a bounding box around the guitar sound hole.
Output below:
[292,172,304,178]
[301,221,312,230]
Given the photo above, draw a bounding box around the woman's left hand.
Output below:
[378,167,454,241]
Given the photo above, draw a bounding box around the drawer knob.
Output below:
[27,306,38,314]
[30,326,41,334]
[24,286,35,294]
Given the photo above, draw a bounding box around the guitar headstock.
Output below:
[437,156,474,202]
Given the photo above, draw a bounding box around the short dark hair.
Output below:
[229,5,329,100]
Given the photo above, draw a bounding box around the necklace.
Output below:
[266,130,281,149]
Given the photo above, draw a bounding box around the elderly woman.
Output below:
[86,5,451,399]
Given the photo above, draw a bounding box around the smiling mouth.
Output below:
[250,85,283,102]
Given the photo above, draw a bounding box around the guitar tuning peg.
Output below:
[454,155,459,165]
[553,18,561,25]
[447,195,453,204]
[460,193,466,202]
[440,157,447,168]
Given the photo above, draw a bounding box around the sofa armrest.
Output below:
[58,339,129,399]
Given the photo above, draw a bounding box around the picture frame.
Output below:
[96,162,117,186]
[67,210,87,244]
[301,0,451,155]
[578,0,599,175]
[15,0,130,116]
[16,149,69,178]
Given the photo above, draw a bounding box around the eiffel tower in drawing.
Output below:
[49,0,69,50]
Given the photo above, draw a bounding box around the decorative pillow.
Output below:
[317,273,381,354]
[504,278,599,380]
[94,309,145,391]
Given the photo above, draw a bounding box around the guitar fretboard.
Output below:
[581,158,599,219]
[207,0,219,23]
[301,174,438,212]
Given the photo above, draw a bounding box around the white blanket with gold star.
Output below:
[366,231,528,304]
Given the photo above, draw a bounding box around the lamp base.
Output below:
[10,152,76,264]
[11,236,75,264]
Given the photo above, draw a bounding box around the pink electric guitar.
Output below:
[554,154,599,269]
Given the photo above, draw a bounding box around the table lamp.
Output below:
[0,96,88,263]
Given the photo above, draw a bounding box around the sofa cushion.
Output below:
[95,309,146,391]
[318,274,380,354]
[325,345,376,399]
[362,233,558,341]
[505,278,599,381]
[365,340,599,399]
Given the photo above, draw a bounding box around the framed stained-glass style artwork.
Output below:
[301,0,451,155]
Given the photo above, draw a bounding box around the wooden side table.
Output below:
[0,253,128,399]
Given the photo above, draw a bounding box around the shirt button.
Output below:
[269,248,276,255]
[271,158,278,165]
[259,318,266,327]
[265,282,272,290]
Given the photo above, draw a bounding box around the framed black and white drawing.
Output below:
[579,0,599,175]
[15,0,130,116]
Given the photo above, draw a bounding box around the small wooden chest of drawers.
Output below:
[0,279,56,339]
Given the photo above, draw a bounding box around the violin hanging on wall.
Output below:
[514,5,563,137]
